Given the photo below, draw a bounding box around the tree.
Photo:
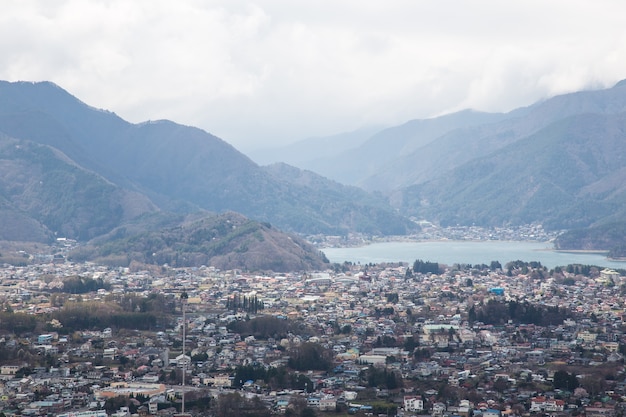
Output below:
[288,343,332,371]
[301,408,317,417]
[386,293,399,303]
[215,392,271,417]
[553,370,579,391]
[493,377,510,393]
[286,396,308,417]
[413,259,439,274]
[579,374,606,397]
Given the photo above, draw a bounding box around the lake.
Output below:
[322,240,626,270]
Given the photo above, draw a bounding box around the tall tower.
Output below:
[175,291,192,417]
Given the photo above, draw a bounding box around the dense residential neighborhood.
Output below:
[0,252,625,417]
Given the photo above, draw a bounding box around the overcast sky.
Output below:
[2,0,626,151]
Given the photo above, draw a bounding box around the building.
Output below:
[404,395,424,412]
[319,396,337,411]
[57,412,107,417]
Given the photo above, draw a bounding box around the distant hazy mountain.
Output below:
[0,81,415,238]
[286,81,626,192]
[301,110,512,187]
[247,125,383,166]
[362,81,626,192]
[5,78,626,257]
[252,78,626,252]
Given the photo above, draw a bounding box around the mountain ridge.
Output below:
[0,80,415,237]
[3,79,626,260]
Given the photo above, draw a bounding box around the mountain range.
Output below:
[2,79,626,263]
[0,81,417,270]
[255,79,626,255]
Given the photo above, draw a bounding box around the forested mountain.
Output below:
[3,79,626,259]
[364,80,626,192]
[0,81,415,238]
[0,134,155,242]
[395,111,626,231]
[274,110,510,188]
[259,80,626,253]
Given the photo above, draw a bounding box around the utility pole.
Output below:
[176,291,190,417]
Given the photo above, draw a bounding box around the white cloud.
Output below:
[1,0,626,150]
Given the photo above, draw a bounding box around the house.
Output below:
[307,396,320,408]
[358,354,386,365]
[577,331,597,343]
[530,397,565,413]
[404,395,424,412]
[585,407,615,417]
[432,402,446,416]
[57,412,107,417]
[319,396,337,411]
[205,374,231,387]
[104,348,118,360]
[0,365,20,377]
[483,409,501,417]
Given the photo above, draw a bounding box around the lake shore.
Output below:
[322,240,626,270]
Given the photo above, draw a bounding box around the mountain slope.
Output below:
[554,222,626,255]
[70,211,329,272]
[262,163,416,235]
[396,111,626,230]
[306,110,509,187]
[0,134,156,241]
[0,81,414,236]
[363,80,626,192]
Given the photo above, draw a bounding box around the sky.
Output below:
[2,0,626,151]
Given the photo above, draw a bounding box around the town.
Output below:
[0,254,624,417]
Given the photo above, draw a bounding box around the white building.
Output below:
[404,395,424,412]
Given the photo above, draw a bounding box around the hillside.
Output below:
[554,222,626,256]
[69,211,329,272]
[0,134,155,242]
[4,79,626,256]
[365,80,626,192]
[262,163,416,235]
[292,110,510,187]
[396,112,626,230]
[287,80,626,193]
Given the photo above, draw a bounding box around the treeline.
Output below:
[451,261,502,272]
[287,342,333,371]
[0,303,162,336]
[469,299,574,326]
[559,264,596,276]
[362,366,403,390]
[111,293,177,315]
[0,312,37,334]
[227,316,299,340]
[412,259,439,274]
[58,275,109,294]
[51,302,160,332]
[233,365,313,391]
[226,294,264,314]
[213,392,271,417]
